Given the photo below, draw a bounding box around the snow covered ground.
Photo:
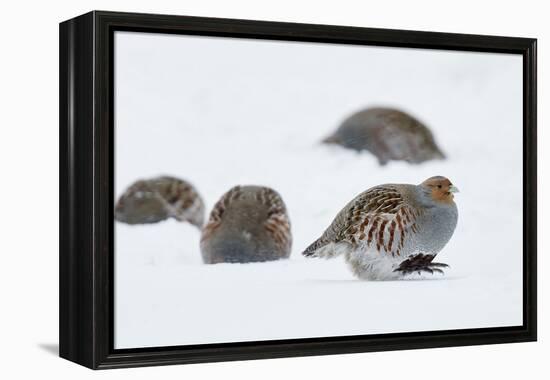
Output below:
[114,32,523,348]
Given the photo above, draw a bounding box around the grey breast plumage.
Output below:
[323,107,445,165]
[200,185,292,264]
[115,176,205,228]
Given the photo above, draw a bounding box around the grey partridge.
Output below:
[200,185,292,264]
[323,107,446,165]
[303,176,459,280]
[115,176,205,228]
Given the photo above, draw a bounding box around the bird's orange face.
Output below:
[421,176,459,204]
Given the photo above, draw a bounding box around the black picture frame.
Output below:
[59,10,537,370]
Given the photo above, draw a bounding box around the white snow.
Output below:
[114,32,523,348]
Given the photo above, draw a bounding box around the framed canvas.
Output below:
[59,11,537,369]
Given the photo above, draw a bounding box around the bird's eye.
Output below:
[437,185,442,189]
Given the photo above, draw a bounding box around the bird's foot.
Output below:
[393,253,449,276]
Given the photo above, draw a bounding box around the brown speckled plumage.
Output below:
[303,176,459,280]
[115,176,205,228]
[303,185,419,258]
[201,185,292,264]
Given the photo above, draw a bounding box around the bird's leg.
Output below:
[394,253,449,275]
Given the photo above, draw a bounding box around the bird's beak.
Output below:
[449,185,460,193]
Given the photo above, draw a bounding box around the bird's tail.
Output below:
[302,237,325,257]
[435,147,446,160]
[322,134,341,145]
[302,238,350,259]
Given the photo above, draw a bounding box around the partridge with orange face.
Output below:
[302,176,459,280]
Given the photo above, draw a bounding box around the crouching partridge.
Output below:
[323,107,446,165]
[115,176,205,228]
[302,176,458,280]
[201,185,292,264]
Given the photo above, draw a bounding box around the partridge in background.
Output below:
[302,176,458,280]
[115,176,205,228]
[323,107,446,165]
[201,185,292,264]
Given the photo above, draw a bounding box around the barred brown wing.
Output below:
[336,186,419,257]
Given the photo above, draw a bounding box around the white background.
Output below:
[0,0,547,379]
[114,32,523,348]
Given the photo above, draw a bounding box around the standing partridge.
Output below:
[200,185,292,264]
[323,107,446,165]
[115,175,205,228]
[302,176,458,280]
